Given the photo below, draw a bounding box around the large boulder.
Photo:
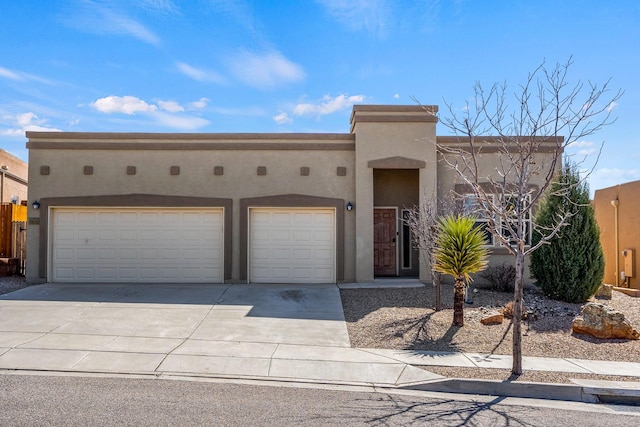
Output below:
[480,311,504,325]
[595,283,613,299]
[572,302,640,340]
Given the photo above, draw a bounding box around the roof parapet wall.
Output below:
[350,104,438,133]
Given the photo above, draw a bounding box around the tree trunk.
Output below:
[512,250,525,375]
[452,277,465,326]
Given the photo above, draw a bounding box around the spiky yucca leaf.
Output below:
[434,215,490,283]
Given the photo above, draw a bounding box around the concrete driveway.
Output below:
[0,283,435,386]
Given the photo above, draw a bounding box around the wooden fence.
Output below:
[0,204,27,275]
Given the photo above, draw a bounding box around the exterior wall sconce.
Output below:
[346,202,353,211]
[32,200,40,210]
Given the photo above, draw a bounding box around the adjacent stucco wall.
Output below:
[594,180,640,289]
[26,133,356,283]
[0,149,28,204]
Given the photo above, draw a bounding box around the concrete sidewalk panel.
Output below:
[272,345,398,363]
[53,306,210,338]
[98,336,184,353]
[567,359,640,377]
[365,349,476,367]
[173,339,277,358]
[395,365,444,385]
[0,332,44,347]
[523,356,592,373]
[465,353,513,369]
[72,351,166,373]
[159,354,271,377]
[0,348,88,370]
[192,317,350,347]
[18,333,116,351]
[0,304,91,333]
[268,359,406,385]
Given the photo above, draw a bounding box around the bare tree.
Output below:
[437,57,622,375]
[404,195,443,310]
[404,194,457,311]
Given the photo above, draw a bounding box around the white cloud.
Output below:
[293,94,365,116]
[91,96,158,115]
[157,100,184,113]
[393,93,400,99]
[607,101,617,113]
[151,111,209,130]
[0,66,21,80]
[273,112,292,125]
[589,168,640,192]
[188,97,209,110]
[227,50,305,90]
[0,66,52,84]
[89,95,209,130]
[567,140,598,156]
[316,0,390,36]
[0,112,61,136]
[176,62,226,84]
[62,1,161,46]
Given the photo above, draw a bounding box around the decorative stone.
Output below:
[595,283,613,299]
[572,302,640,340]
[481,311,504,325]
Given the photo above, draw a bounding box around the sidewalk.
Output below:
[1,282,639,405]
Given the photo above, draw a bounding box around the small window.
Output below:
[462,194,494,246]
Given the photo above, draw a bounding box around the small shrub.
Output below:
[480,263,516,292]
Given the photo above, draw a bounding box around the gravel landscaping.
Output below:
[340,281,640,383]
[0,275,30,295]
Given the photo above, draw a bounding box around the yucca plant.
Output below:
[434,215,489,326]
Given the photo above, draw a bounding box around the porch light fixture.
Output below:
[346,202,353,211]
[32,200,40,210]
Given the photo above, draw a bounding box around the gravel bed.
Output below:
[0,275,30,295]
[340,282,640,383]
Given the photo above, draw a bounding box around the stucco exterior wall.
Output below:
[26,134,356,283]
[25,105,564,286]
[594,180,640,289]
[351,105,438,282]
[0,149,28,204]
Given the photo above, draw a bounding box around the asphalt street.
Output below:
[1,374,639,426]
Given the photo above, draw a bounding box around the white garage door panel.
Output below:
[51,208,224,283]
[249,208,335,284]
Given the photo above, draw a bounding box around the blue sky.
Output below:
[1,0,639,193]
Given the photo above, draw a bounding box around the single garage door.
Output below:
[249,208,335,284]
[50,207,224,283]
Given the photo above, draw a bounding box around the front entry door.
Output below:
[374,208,397,276]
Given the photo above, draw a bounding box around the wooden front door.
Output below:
[374,208,397,276]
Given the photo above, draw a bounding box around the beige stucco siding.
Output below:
[26,135,356,283]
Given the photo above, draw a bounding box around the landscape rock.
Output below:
[572,302,640,340]
[480,311,504,325]
[595,283,613,299]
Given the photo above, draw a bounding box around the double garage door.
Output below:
[50,207,336,284]
[50,208,224,283]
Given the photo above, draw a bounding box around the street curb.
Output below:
[401,378,640,405]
